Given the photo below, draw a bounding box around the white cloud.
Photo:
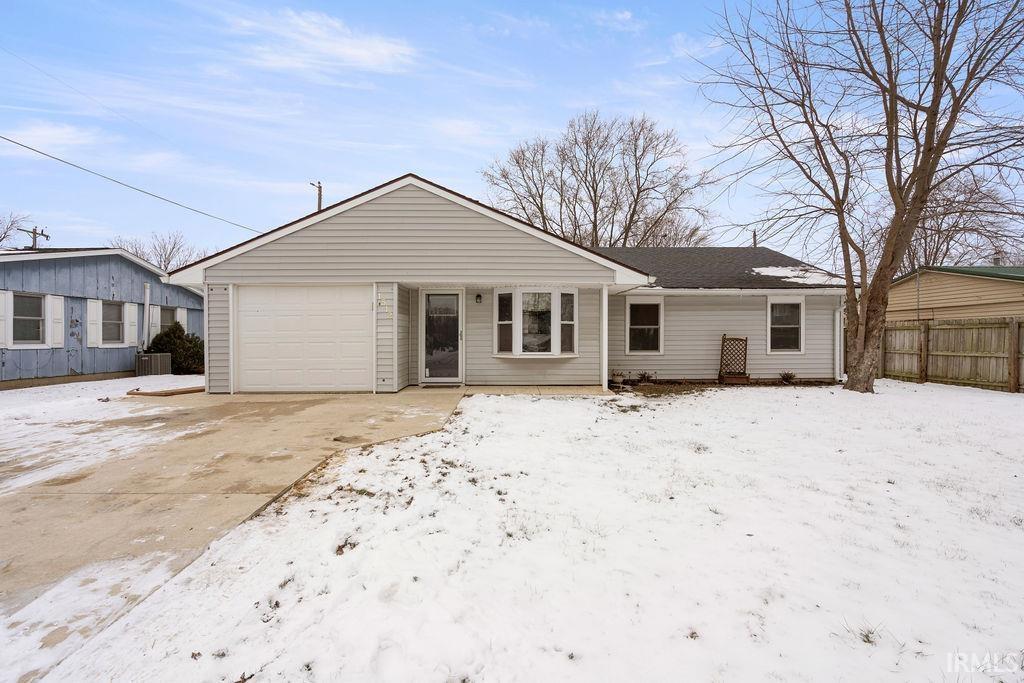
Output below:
[0,121,106,157]
[669,32,723,60]
[592,9,645,33]
[225,9,416,78]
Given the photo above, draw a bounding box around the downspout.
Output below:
[600,284,608,391]
[142,282,151,349]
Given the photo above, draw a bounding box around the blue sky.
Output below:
[1,0,745,254]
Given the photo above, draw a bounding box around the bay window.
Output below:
[496,291,513,353]
[560,292,575,353]
[493,287,578,356]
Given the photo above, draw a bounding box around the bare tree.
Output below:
[110,230,208,271]
[704,0,1024,392]
[483,110,712,247]
[0,212,29,248]
[865,173,1024,276]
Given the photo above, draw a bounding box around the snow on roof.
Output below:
[750,266,847,287]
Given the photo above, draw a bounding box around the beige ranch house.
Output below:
[168,174,847,393]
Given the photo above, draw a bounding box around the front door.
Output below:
[422,291,462,383]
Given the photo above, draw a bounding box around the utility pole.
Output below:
[752,229,758,248]
[309,181,323,212]
[16,225,50,249]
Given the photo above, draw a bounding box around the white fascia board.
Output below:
[628,286,850,296]
[0,249,166,277]
[166,176,651,287]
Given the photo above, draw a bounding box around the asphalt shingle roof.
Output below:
[595,246,843,289]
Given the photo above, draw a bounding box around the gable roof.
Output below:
[893,265,1024,285]
[0,247,166,277]
[595,247,846,290]
[168,173,651,286]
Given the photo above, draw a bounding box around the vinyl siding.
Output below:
[887,271,1024,321]
[396,285,411,390]
[375,283,396,392]
[204,185,615,285]
[206,285,231,393]
[464,287,601,385]
[0,254,204,382]
[608,294,840,381]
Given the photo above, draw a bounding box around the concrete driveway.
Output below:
[0,386,463,679]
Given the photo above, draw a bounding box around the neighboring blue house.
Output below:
[0,248,204,383]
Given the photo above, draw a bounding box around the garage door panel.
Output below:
[236,285,373,392]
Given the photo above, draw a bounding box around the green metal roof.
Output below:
[895,265,1024,285]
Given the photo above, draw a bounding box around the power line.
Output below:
[0,43,173,145]
[0,134,259,233]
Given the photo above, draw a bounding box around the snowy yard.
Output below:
[36,381,1024,680]
[0,376,205,495]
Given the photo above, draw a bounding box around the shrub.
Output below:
[146,322,204,374]
[779,371,797,384]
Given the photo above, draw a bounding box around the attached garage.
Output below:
[235,285,373,392]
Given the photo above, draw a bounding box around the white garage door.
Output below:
[236,285,373,392]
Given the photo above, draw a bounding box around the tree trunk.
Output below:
[844,342,879,392]
[843,283,891,393]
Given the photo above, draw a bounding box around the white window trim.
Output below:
[493,288,514,355]
[11,292,47,347]
[99,300,131,349]
[559,289,578,356]
[6,293,64,350]
[766,295,806,355]
[625,295,664,355]
[492,286,578,358]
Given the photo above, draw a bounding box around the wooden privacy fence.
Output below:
[878,317,1022,392]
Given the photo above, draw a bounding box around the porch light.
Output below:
[475,293,483,304]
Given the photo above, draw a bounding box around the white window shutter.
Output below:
[0,290,11,348]
[149,305,161,343]
[175,307,187,330]
[125,303,139,346]
[86,299,101,347]
[47,295,64,348]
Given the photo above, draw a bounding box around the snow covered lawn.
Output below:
[48,381,1024,681]
[0,375,204,494]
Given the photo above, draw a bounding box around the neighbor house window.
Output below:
[13,293,44,344]
[496,292,513,353]
[767,297,803,353]
[626,296,663,354]
[160,307,176,333]
[494,287,577,356]
[102,302,124,343]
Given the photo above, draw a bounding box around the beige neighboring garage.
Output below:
[235,285,373,392]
